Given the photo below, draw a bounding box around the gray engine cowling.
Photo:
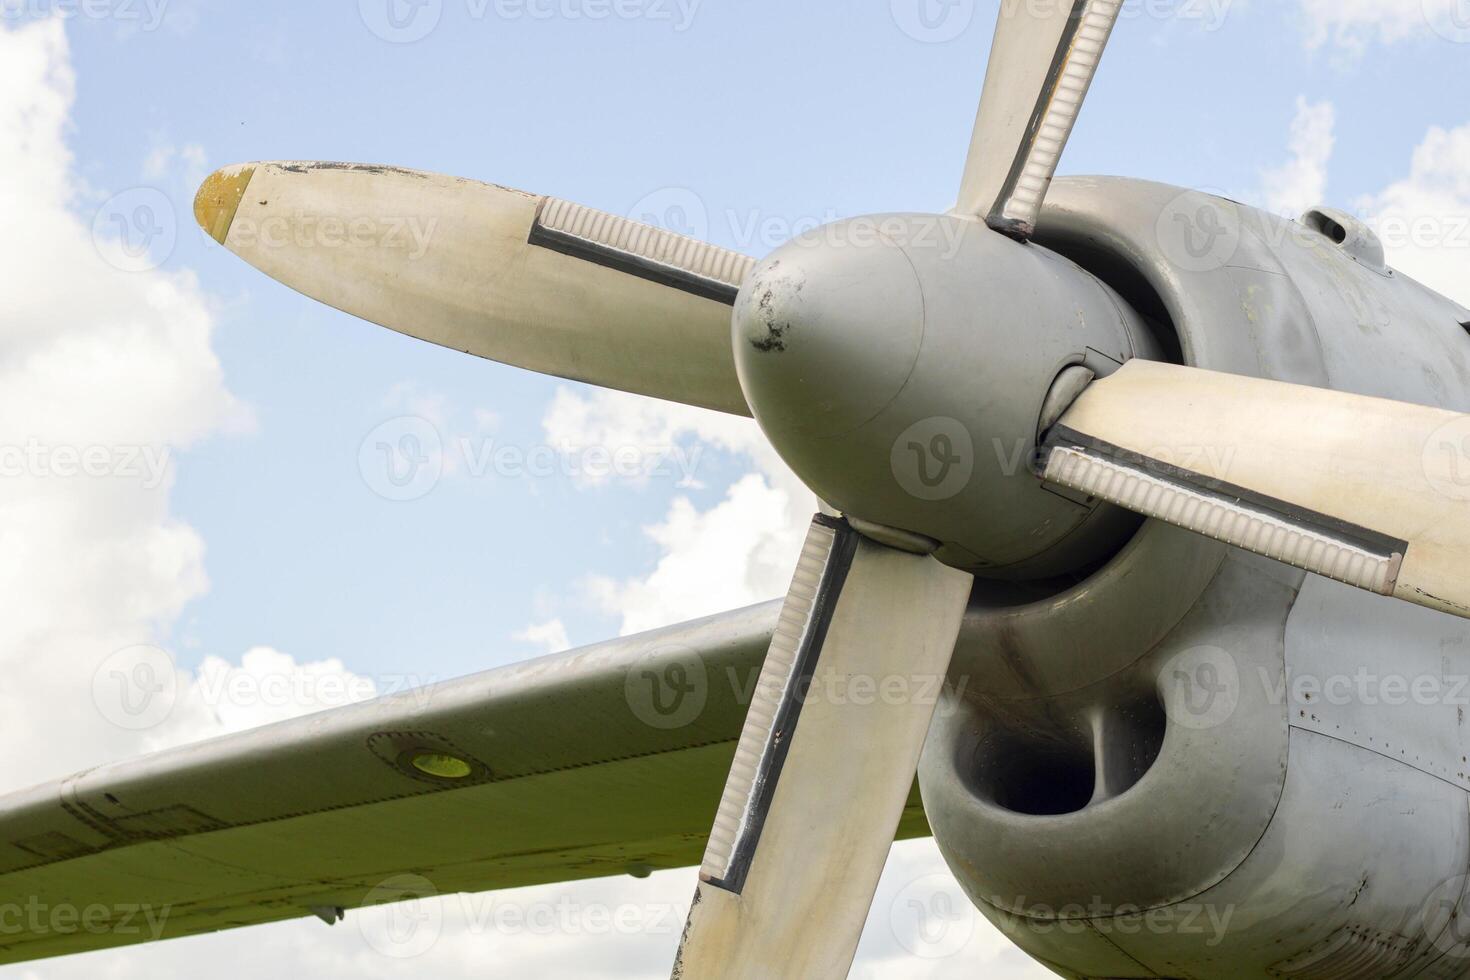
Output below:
[919,177,1470,979]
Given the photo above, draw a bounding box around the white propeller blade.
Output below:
[956,0,1122,237]
[672,517,973,980]
[195,162,754,415]
[1043,360,1470,620]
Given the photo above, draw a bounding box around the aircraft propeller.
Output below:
[193,1,1469,976]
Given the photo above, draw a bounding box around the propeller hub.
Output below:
[733,221,925,440]
[734,214,1162,579]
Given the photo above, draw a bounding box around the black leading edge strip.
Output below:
[529,221,741,306]
[703,515,859,896]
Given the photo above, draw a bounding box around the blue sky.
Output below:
[2,0,1469,976]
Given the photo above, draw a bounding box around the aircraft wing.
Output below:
[0,602,933,967]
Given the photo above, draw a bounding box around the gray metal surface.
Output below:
[913,176,1470,978]
[732,212,1161,580]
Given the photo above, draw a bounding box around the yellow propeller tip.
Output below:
[194,165,256,245]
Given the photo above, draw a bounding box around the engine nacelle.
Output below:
[920,178,1470,979]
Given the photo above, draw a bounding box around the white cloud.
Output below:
[0,12,393,860]
[542,387,815,634]
[588,473,810,634]
[0,16,246,792]
[183,648,386,735]
[515,619,573,655]
[1357,123,1470,308]
[1298,0,1470,51]
[1261,97,1336,217]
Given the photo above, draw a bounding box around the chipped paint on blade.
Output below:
[194,165,256,245]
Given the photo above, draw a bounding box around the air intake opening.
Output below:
[1304,209,1349,245]
[1300,206,1389,272]
[967,690,1168,817]
[973,729,1096,817]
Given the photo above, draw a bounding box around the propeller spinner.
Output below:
[730,213,1157,578]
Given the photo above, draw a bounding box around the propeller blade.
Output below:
[194,162,755,415]
[1041,359,1470,620]
[672,516,973,980]
[956,0,1122,237]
